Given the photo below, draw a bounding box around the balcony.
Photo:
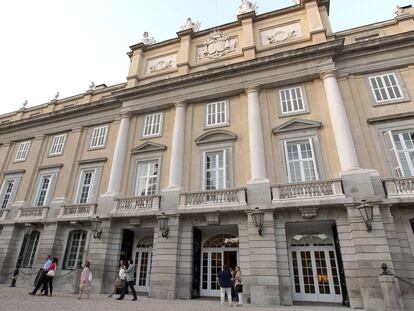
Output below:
[57,204,97,221]
[111,195,160,217]
[179,188,247,210]
[271,179,345,206]
[15,206,49,223]
[384,177,414,199]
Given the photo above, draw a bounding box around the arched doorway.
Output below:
[133,236,153,293]
[200,233,239,297]
[289,232,342,303]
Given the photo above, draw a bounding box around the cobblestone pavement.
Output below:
[0,286,353,311]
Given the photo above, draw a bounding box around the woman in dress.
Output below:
[78,261,91,299]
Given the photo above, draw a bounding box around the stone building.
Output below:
[0,0,413,310]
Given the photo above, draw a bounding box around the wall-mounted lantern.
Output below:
[91,216,103,239]
[157,213,169,238]
[251,207,264,236]
[356,200,374,232]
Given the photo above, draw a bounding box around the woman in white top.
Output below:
[234,266,243,306]
[108,260,126,298]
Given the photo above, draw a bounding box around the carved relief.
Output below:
[197,31,238,61]
[260,23,303,46]
[145,54,177,75]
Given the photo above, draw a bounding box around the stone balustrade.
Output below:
[179,188,247,208]
[15,206,49,222]
[271,179,344,201]
[113,195,160,215]
[384,177,414,198]
[58,204,97,220]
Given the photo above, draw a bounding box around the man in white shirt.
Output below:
[29,255,51,295]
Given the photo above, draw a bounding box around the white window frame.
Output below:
[201,147,233,190]
[32,169,59,207]
[15,141,31,162]
[278,85,308,116]
[134,159,160,196]
[205,100,229,128]
[368,72,407,105]
[19,231,40,268]
[383,130,414,177]
[283,138,320,183]
[74,167,102,204]
[90,125,108,149]
[63,230,88,269]
[49,134,67,156]
[0,174,22,209]
[142,112,164,138]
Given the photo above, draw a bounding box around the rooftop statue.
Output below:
[235,0,258,16]
[180,17,201,32]
[141,31,156,45]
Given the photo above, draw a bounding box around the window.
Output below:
[284,139,319,183]
[383,130,414,177]
[49,134,66,156]
[18,231,40,268]
[134,160,159,196]
[143,113,163,137]
[63,231,87,269]
[279,86,306,115]
[15,141,31,161]
[203,149,231,190]
[90,126,108,149]
[369,73,404,103]
[75,168,101,204]
[33,170,59,207]
[0,175,21,209]
[410,219,414,235]
[206,100,228,127]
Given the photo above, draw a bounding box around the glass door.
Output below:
[133,249,152,292]
[200,250,223,296]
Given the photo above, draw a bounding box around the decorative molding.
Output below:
[260,22,302,46]
[299,207,318,218]
[272,118,322,134]
[180,17,201,32]
[131,141,167,154]
[367,111,414,124]
[78,157,108,164]
[38,164,64,170]
[4,169,26,175]
[235,0,258,16]
[145,54,177,75]
[195,129,238,145]
[129,218,141,226]
[206,213,220,225]
[197,31,238,61]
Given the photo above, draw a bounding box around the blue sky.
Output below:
[0,0,409,114]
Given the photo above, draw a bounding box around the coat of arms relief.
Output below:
[197,31,238,61]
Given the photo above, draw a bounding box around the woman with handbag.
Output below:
[108,260,126,298]
[41,257,58,296]
[234,266,243,306]
[78,261,91,299]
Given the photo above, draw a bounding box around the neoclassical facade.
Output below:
[0,1,414,310]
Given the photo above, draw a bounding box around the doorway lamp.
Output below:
[91,216,103,239]
[356,200,374,232]
[157,213,169,238]
[251,207,264,236]
[24,223,35,236]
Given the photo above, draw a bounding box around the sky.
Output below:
[0,0,410,115]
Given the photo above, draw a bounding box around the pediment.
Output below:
[272,119,322,134]
[195,129,238,145]
[131,141,167,154]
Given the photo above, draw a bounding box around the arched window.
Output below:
[136,236,153,248]
[63,230,87,269]
[203,234,239,248]
[291,231,333,247]
[18,231,40,268]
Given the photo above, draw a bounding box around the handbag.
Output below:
[88,271,93,282]
[47,270,55,277]
[236,284,243,293]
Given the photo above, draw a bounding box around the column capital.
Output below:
[174,101,187,108]
[119,108,132,119]
[245,86,260,94]
[320,70,337,80]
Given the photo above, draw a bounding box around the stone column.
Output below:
[106,109,131,195]
[246,87,268,182]
[321,71,360,172]
[167,102,186,190]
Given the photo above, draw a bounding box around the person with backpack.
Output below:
[78,261,92,299]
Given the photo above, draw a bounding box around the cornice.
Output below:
[367,111,414,124]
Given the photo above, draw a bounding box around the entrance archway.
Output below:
[289,232,342,303]
[200,233,239,297]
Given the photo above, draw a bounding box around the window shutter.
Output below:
[91,168,101,203]
[224,148,231,188]
[308,138,320,180]
[283,141,292,183]
[8,177,21,208]
[383,131,404,177]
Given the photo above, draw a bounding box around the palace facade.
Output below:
[1,1,414,310]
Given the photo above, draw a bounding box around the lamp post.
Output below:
[251,207,264,236]
[91,216,103,239]
[157,213,169,238]
[356,200,374,232]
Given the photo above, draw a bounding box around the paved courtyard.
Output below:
[0,286,354,311]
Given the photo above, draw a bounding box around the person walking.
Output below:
[29,255,52,296]
[218,265,233,307]
[78,261,91,299]
[41,257,58,296]
[117,259,137,301]
[108,260,126,298]
[234,266,243,306]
